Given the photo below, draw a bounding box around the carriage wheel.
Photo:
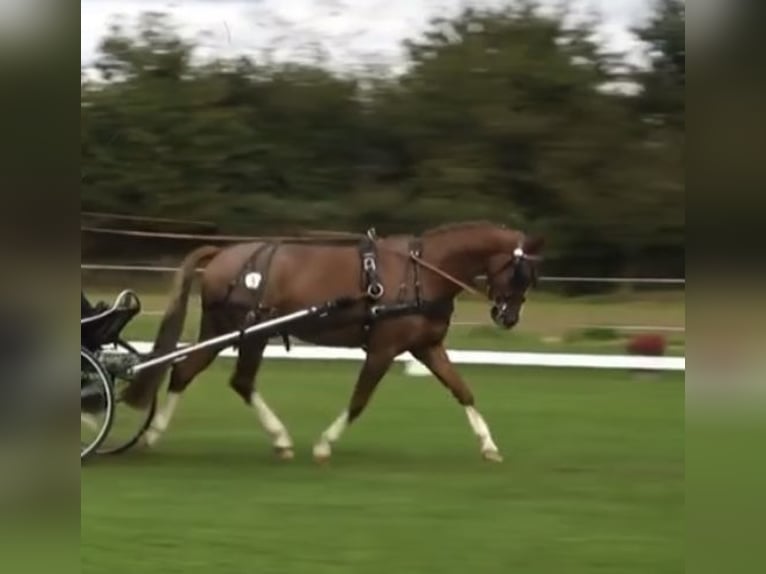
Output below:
[81,347,114,462]
[94,340,157,455]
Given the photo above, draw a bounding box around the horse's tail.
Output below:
[122,245,221,409]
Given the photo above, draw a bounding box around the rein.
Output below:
[379,239,540,302]
[406,252,487,299]
[372,240,487,300]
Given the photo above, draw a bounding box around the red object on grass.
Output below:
[627,333,666,356]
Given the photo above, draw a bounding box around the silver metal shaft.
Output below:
[127,306,320,376]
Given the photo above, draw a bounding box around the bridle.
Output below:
[485,246,541,303]
[391,244,540,302]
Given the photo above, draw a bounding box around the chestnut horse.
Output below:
[123,221,544,462]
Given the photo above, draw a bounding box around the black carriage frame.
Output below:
[81,290,156,460]
[81,289,357,461]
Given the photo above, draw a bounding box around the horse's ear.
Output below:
[524,235,545,255]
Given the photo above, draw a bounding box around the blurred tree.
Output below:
[374,3,679,274]
[633,0,685,128]
[81,3,685,278]
[628,0,685,275]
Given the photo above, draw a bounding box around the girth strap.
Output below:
[369,298,453,322]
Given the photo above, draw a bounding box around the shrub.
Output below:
[626,333,667,356]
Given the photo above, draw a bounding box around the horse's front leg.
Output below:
[412,344,503,462]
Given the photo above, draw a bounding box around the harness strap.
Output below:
[410,238,423,307]
[369,298,453,322]
[358,229,386,350]
[362,235,452,330]
[359,232,384,300]
[229,242,293,349]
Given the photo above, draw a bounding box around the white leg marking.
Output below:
[465,406,502,460]
[313,410,349,460]
[251,392,293,450]
[144,392,181,447]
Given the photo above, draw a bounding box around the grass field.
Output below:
[81,361,684,574]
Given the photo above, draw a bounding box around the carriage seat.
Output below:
[81,290,141,350]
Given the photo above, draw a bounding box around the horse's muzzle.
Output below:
[490,302,519,329]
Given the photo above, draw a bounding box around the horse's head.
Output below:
[486,235,544,329]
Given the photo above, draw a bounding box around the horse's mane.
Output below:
[421,220,505,237]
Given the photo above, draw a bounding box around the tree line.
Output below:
[81,0,685,279]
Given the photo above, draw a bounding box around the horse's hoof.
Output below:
[312,444,332,464]
[482,450,503,463]
[275,447,294,461]
[142,431,159,449]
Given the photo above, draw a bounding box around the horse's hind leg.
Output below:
[229,336,294,460]
[412,344,503,462]
[312,350,395,463]
[143,345,220,447]
[144,312,220,448]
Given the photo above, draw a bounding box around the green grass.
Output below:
[82,361,684,574]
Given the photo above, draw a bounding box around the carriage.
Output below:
[80,288,355,461]
[80,290,155,460]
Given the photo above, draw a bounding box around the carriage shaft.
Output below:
[127,305,323,376]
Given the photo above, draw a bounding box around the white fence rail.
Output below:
[121,341,685,372]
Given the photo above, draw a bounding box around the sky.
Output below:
[81,0,656,73]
